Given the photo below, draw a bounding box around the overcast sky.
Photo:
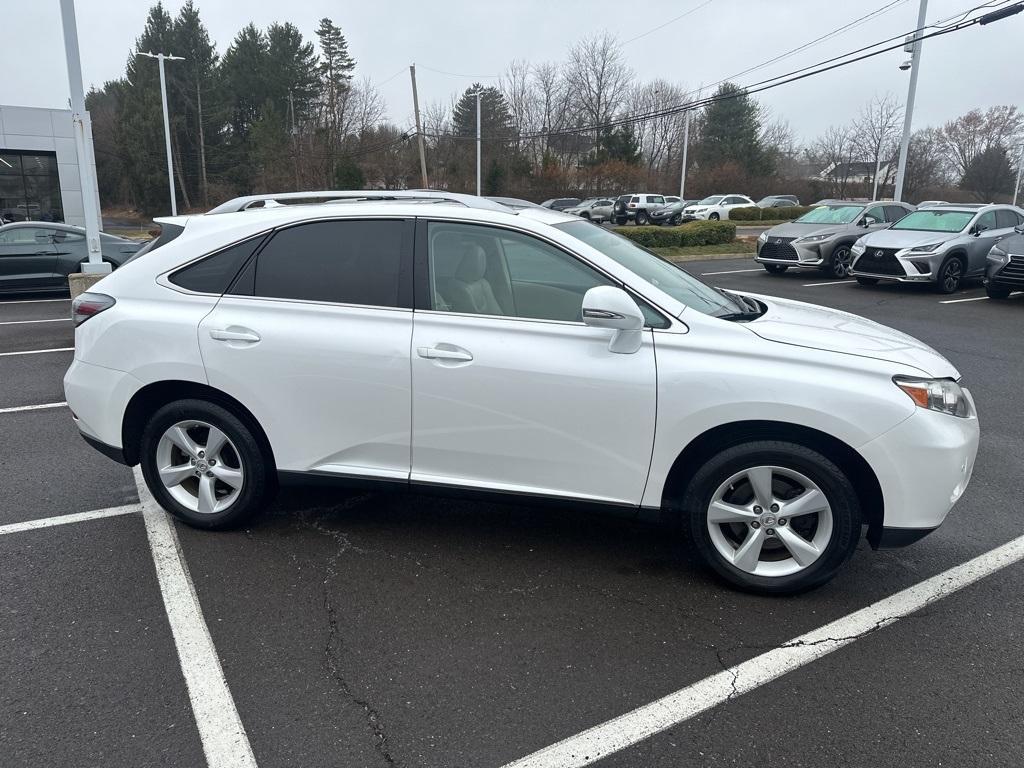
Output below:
[2,0,1022,144]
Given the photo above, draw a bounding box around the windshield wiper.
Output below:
[714,292,764,322]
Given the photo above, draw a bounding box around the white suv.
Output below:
[683,194,755,221]
[65,190,979,594]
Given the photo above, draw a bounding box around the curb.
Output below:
[665,252,755,263]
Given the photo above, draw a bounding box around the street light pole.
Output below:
[1014,143,1024,207]
[473,90,482,196]
[58,0,105,273]
[893,0,928,202]
[138,51,184,216]
[679,109,691,199]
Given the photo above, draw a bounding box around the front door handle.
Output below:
[210,328,261,343]
[417,346,473,362]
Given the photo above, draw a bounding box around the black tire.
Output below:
[671,213,682,226]
[680,440,862,595]
[764,263,788,274]
[823,244,852,278]
[635,210,649,225]
[140,398,275,530]
[581,211,591,220]
[856,276,879,286]
[936,255,964,294]
[709,212,720,221]
[615,216,627,226]
[986,283,1011,299]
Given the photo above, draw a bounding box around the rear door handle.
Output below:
[417,346,473,362]
[210,328,261,343]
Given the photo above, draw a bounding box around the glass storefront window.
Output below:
[0,150,63,223]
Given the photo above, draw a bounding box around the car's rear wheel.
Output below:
[856,276,879,286]
[140,399,275,529]
[581,211,591,220]
[986,283,1011,299]
[936,256,964,294]
[764,263,788,274]
[824,245,852,278]
[709,212,720,221]
[635,210,649,225]
[682,441,861,594]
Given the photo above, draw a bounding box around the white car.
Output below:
[65,190,979,594]
[564,198,615,222]
[683,194,756,221]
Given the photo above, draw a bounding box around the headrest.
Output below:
[456,243,488,282]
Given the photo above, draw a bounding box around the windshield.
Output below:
[555,220,750,318]
[890,210,974,232]
[795,205,863,225]
[698,196,723,205]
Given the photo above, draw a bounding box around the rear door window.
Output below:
[995,209,1020,229]
[250,219,411,307]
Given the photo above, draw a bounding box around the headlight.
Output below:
[893,376,972,418]
[987,245,1010,267]
[851,242,866,256]
[757,231,768,243]
[796,232,836,243]
[907,242,944,253]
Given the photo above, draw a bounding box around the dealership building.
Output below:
[0,104,101,230]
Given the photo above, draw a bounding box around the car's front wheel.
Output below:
[682,441,861,594]
[708,212,720,221]
[824,245,852,278]
[635,210,649,225]
[671,213,682,226]
[937,256,964,294]
[140,399,275,529]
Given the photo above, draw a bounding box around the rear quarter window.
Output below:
[169,234,267,294]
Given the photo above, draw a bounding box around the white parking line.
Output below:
[940,292,1021,304]
[134,467,258,768]
[802,280,852,287]
[0,346,73,357]
[0,298,69,305]
[501,533,1024,768]
[0,504,139,536]
[701,268,763,275]
[0,318,70,326]
[0,402,67,414]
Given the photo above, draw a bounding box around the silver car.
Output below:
[850,204,1024,293]
[756,201,913,278]
[563,198,615,222]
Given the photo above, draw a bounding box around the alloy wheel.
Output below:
[706,465,833,578]
[831,247,852,277]
[155,420,245,514]
[942,259,963,292]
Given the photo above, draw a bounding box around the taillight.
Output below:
[71,292,116,326]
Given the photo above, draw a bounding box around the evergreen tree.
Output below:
[960,145,1014,202]
[453,84,512,138]
[266,23,319,127]
[316,18,356,180]
[695,82,774,177]
[219,24,270,191]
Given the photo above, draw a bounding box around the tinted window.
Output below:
[884,205,909,223]
[864,206,886,223]
[995,209,1020,229]
[254,220,405,306]
[649,196,665,204]
[170,235,267,294]
[976,211,997,232]
[428,222,610,323]
[52,229,85,243]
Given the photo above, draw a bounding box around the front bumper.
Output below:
[850,249,938,282]
[858,390,979,535]
[755,238,831,268]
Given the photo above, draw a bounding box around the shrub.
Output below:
[728,205,813,221]
[614,220,735,248]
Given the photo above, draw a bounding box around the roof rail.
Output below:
[206,189,514,215]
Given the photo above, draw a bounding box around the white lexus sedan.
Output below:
[64,191,979,594]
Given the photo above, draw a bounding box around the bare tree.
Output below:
[902,127,949,200]
[625,81,687,184]
[808,124,858,198]
[565,32,631,144]
[852,93,903,198]
[939,105,1024,180]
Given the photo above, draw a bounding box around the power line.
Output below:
[416,64,500,80]
[621,0,717,45]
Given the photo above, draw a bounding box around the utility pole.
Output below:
[197,80,208,207]
[679,85,701,199]
[893,0,928,202]
[410,64,429,188]
[1014,142,1024,207]
[139,51,185,215]
[872,153,882,201]
[58,0,105,273]
[288,88,300,191]
[474,90,482,196]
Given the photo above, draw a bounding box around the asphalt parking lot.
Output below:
[1,265,1022,768]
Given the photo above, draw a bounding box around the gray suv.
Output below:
[985,225,1024,300]
[850,204,1024,293]
[756,201,913,278]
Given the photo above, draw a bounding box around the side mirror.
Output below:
[861,215,878,227]
[582,286,644,354]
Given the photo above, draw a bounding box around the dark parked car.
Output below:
[539,197,582,211]
[0,221,144,294]
[985,224,1024,299]
[650,199,699,226]
[757,195,800,208]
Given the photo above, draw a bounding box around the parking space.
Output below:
[2,269,1022,768]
